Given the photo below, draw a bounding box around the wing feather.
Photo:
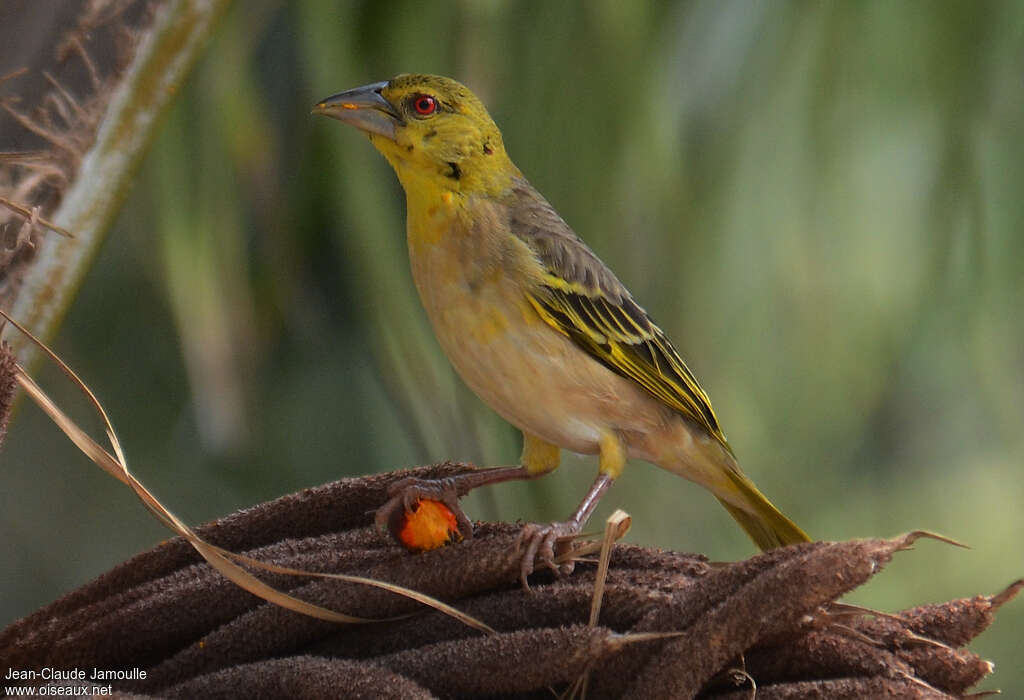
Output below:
[508,178,729,448]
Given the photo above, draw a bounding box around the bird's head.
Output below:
[314,74,517,195]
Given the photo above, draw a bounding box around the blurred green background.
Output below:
[2,0,1022,692]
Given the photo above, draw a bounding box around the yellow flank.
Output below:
[521,433,561,476]
[315,74,810,551]
[598,431,627,479]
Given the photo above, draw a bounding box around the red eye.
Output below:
[413,94,437,115]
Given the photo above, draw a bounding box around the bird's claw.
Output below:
[515,521,581,589]
[375,476,474,540]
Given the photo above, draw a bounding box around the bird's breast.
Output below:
[406,195,540,351]
[403,194,674,456]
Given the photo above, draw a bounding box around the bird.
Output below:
[313,74,810,584]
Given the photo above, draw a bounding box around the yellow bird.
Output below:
[314,74,809,583]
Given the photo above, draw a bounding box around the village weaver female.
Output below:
[314,74,810,584]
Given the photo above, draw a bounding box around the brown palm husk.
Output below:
[0,461,1018,699]
[0,320,1017,699]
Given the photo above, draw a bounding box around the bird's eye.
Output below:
[412,94,437,116]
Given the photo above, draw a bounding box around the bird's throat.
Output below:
[373,137,519,202]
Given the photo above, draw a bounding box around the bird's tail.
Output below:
[716,469,810,550]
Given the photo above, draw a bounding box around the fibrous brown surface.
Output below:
[1,463,1017,699]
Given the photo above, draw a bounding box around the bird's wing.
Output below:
[507,179,730,449]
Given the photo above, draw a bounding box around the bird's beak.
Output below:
[312,81,404,141]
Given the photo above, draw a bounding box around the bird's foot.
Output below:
[515,520,582,589]
[375,476,474,541]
